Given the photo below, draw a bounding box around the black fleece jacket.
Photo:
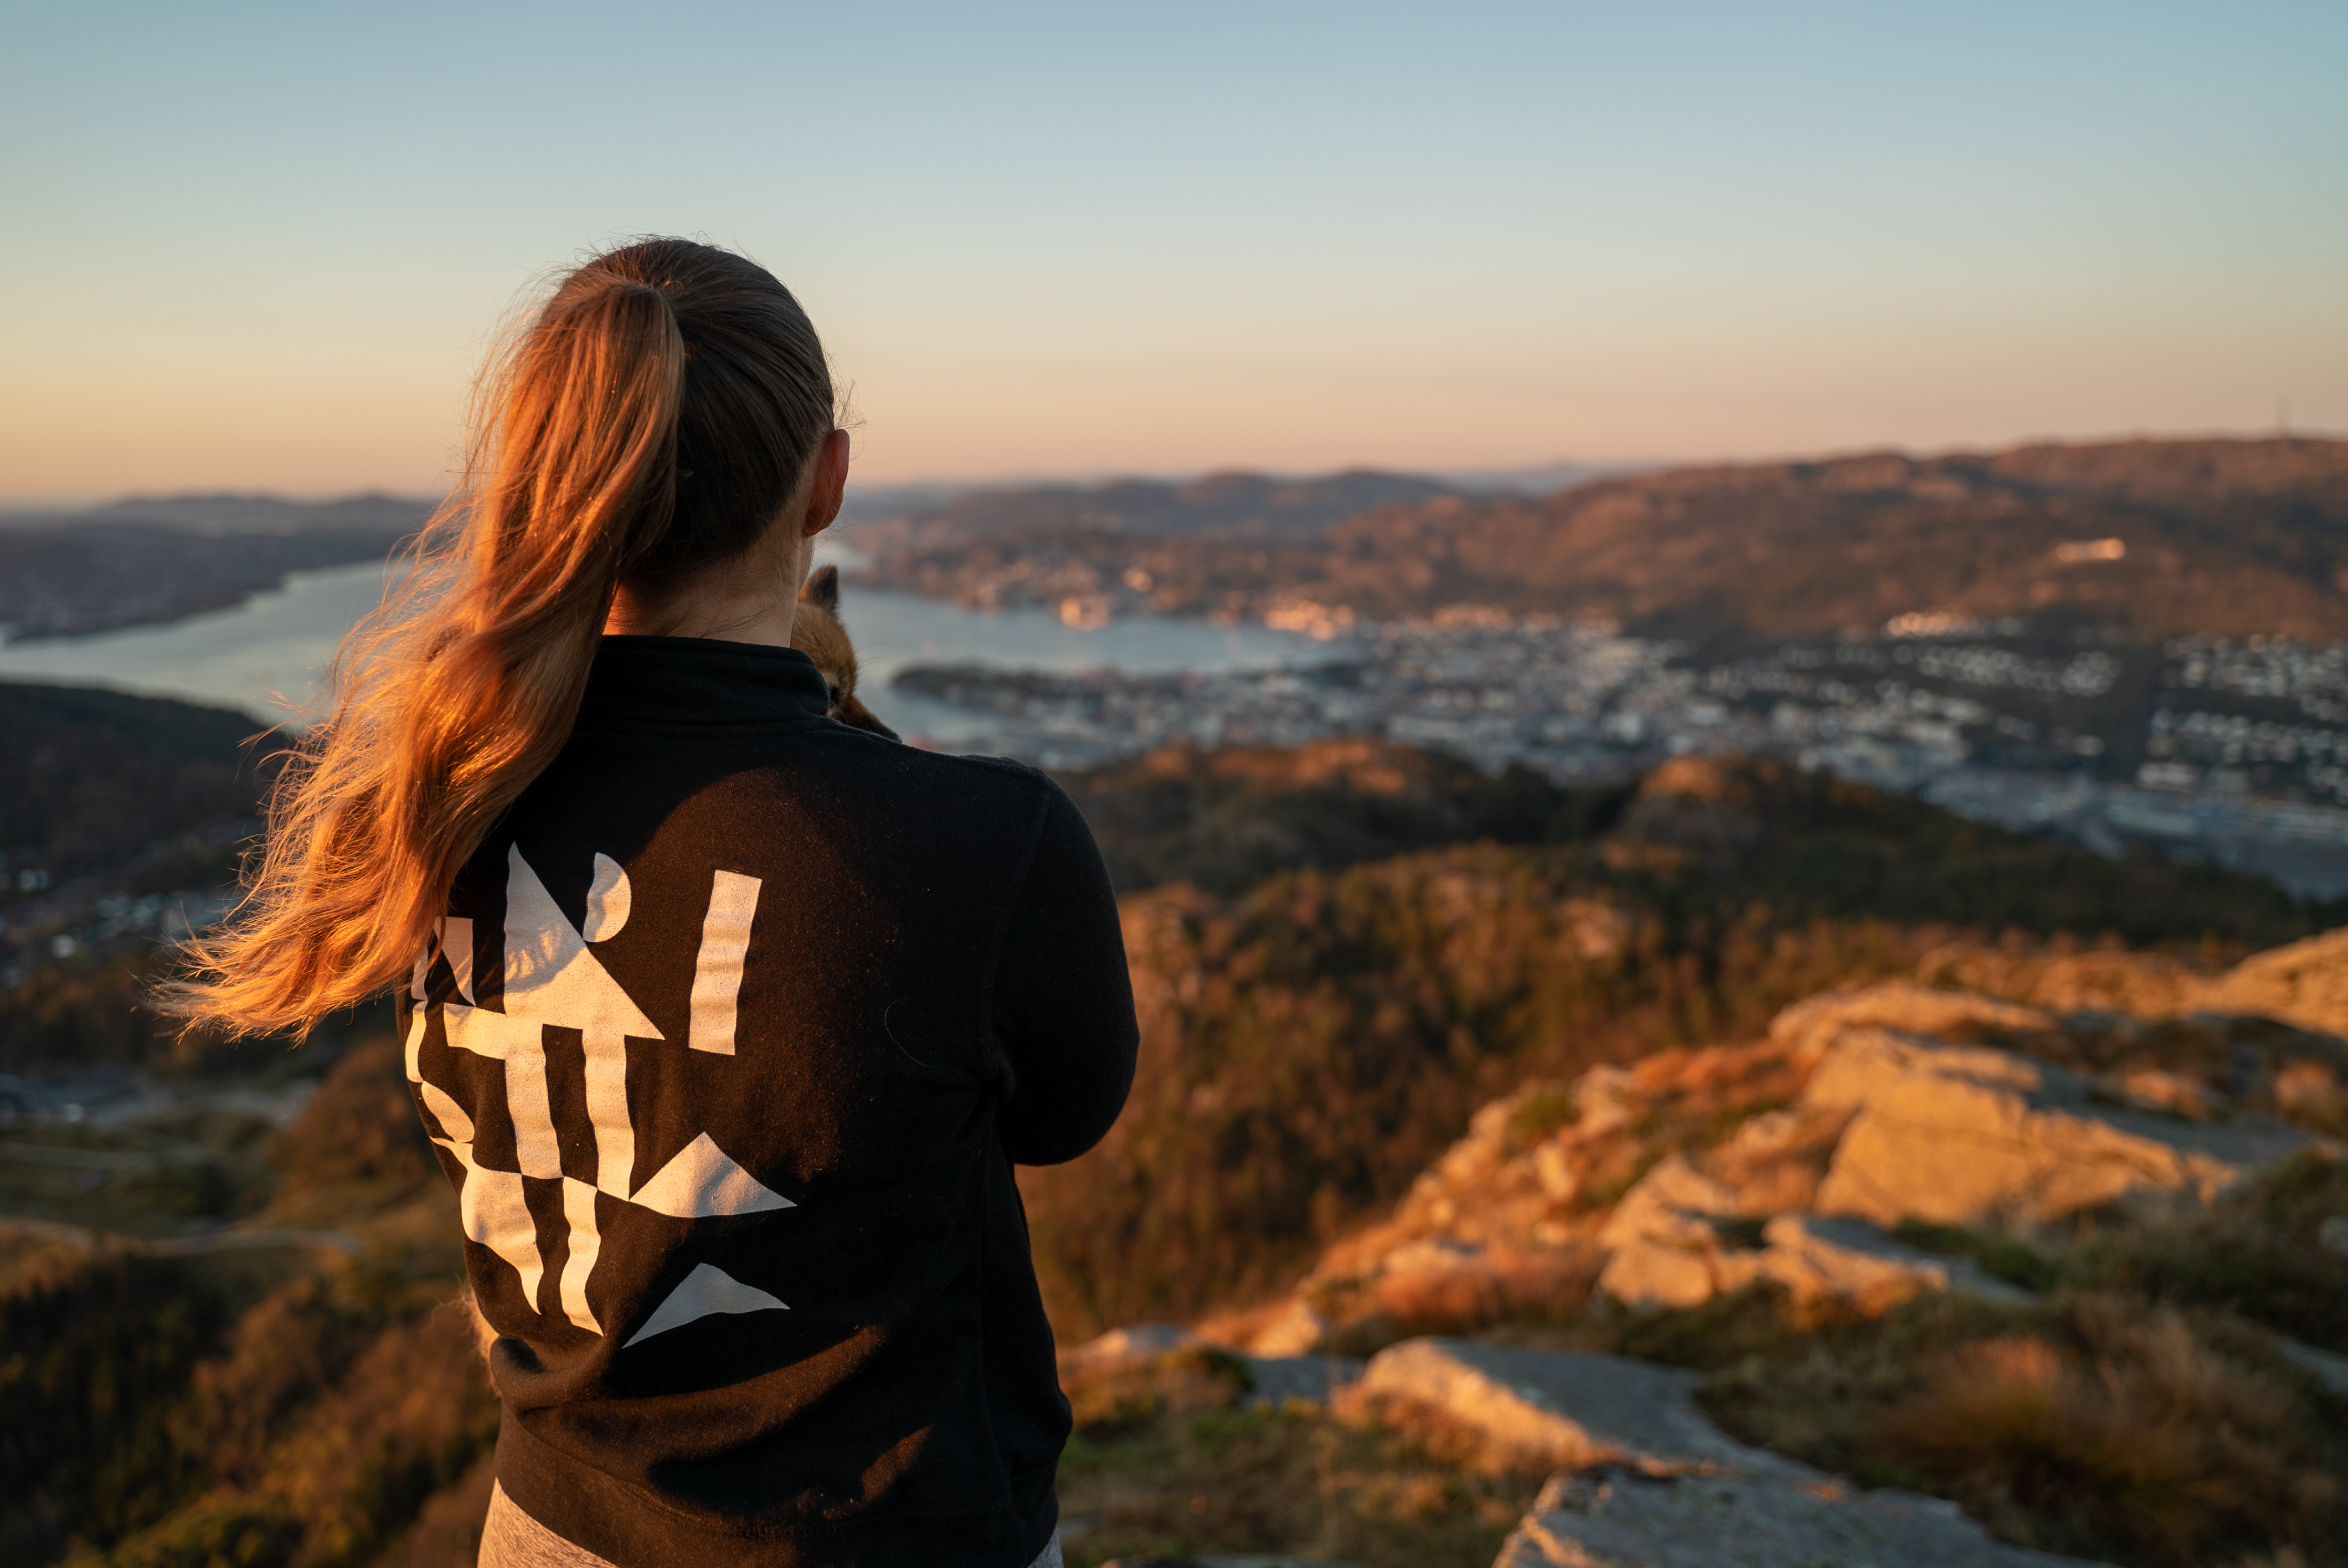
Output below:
[398,636,1139,1568]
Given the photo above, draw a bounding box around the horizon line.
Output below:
[3,424,2338,516]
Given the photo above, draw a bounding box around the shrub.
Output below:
[1893,1220,2062,1294]
[89,1497,302,1568]
[1877,1333,2252,1560]
[267,1036,436,1200]
[0,1251,229,1563]
[1698,1290,2348,1567]
[2069,1151,2348,1351]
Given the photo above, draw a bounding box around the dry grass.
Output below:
[2066,1149,2348,1353]
[1055,1351,1537,1568]
[1327,1383,1566,1479]
[1064,1345,1257,1437]
[1698,1289,2348,1567]
[1877,1331,2264,1558]
[1317,1244,1603,1358]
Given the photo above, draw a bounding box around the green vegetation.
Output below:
[1069,746,2340,941]
[0,680,288,1076]
[1,1252,232,1559]
[1059,739,1630,896]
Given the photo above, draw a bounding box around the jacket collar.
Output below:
[576,636,833,732]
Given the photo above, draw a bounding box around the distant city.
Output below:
[892,607,2348,900]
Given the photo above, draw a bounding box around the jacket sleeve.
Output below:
[990,775,1139,1165]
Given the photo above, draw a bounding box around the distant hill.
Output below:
[853,438,2348,642]
[0,683,269,878]
[80,492,434,537]
[0,491,436,536]
[0,492,432,640]
[855,468,1464,548]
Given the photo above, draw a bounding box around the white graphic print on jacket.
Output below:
[406,845,790,1347]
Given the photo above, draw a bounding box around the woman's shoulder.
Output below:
[803,731,1070,813]
[811,739,1096,853]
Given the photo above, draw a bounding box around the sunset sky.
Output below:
[2,1,2341,503]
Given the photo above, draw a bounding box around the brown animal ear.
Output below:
[800,563,841,611]
[837,694,901,742]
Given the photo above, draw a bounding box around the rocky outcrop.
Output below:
[1767,982,2057,1056]
[1595,1195,2028,1314]
[1083,943,2348,1568]
[2206,926,2348,1039]
[1917,926,2348,1043]
[1233,974,2334,1333]
[1805,1025,2309,1229]
[1063,1322,1200,1375]
[1583,984,2326,1312]
[1061,1322,1363,1410]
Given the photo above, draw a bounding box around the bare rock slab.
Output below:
[1493,1467,2108,1568]
[2205,925,2348,1038]
[1806,1025,2314,1227]
[1353,1339,1785,1475]
[1064,1322,1199,1373]
[1244,1352,1364,1408]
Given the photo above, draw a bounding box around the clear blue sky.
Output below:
[2,0,2341,501]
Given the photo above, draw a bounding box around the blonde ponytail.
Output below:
[164,240,835,1037]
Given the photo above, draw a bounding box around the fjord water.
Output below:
[0,556,1324,741]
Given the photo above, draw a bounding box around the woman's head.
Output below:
[482,239,837,611]
[165,238,837,1036]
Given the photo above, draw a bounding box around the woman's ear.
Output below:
[805,428,851,536]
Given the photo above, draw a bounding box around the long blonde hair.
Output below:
[166,238,835,1038]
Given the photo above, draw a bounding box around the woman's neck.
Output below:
[604,540,805,647]
[601,429,849,648]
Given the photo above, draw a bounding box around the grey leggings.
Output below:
[479,1483,1065,1568]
